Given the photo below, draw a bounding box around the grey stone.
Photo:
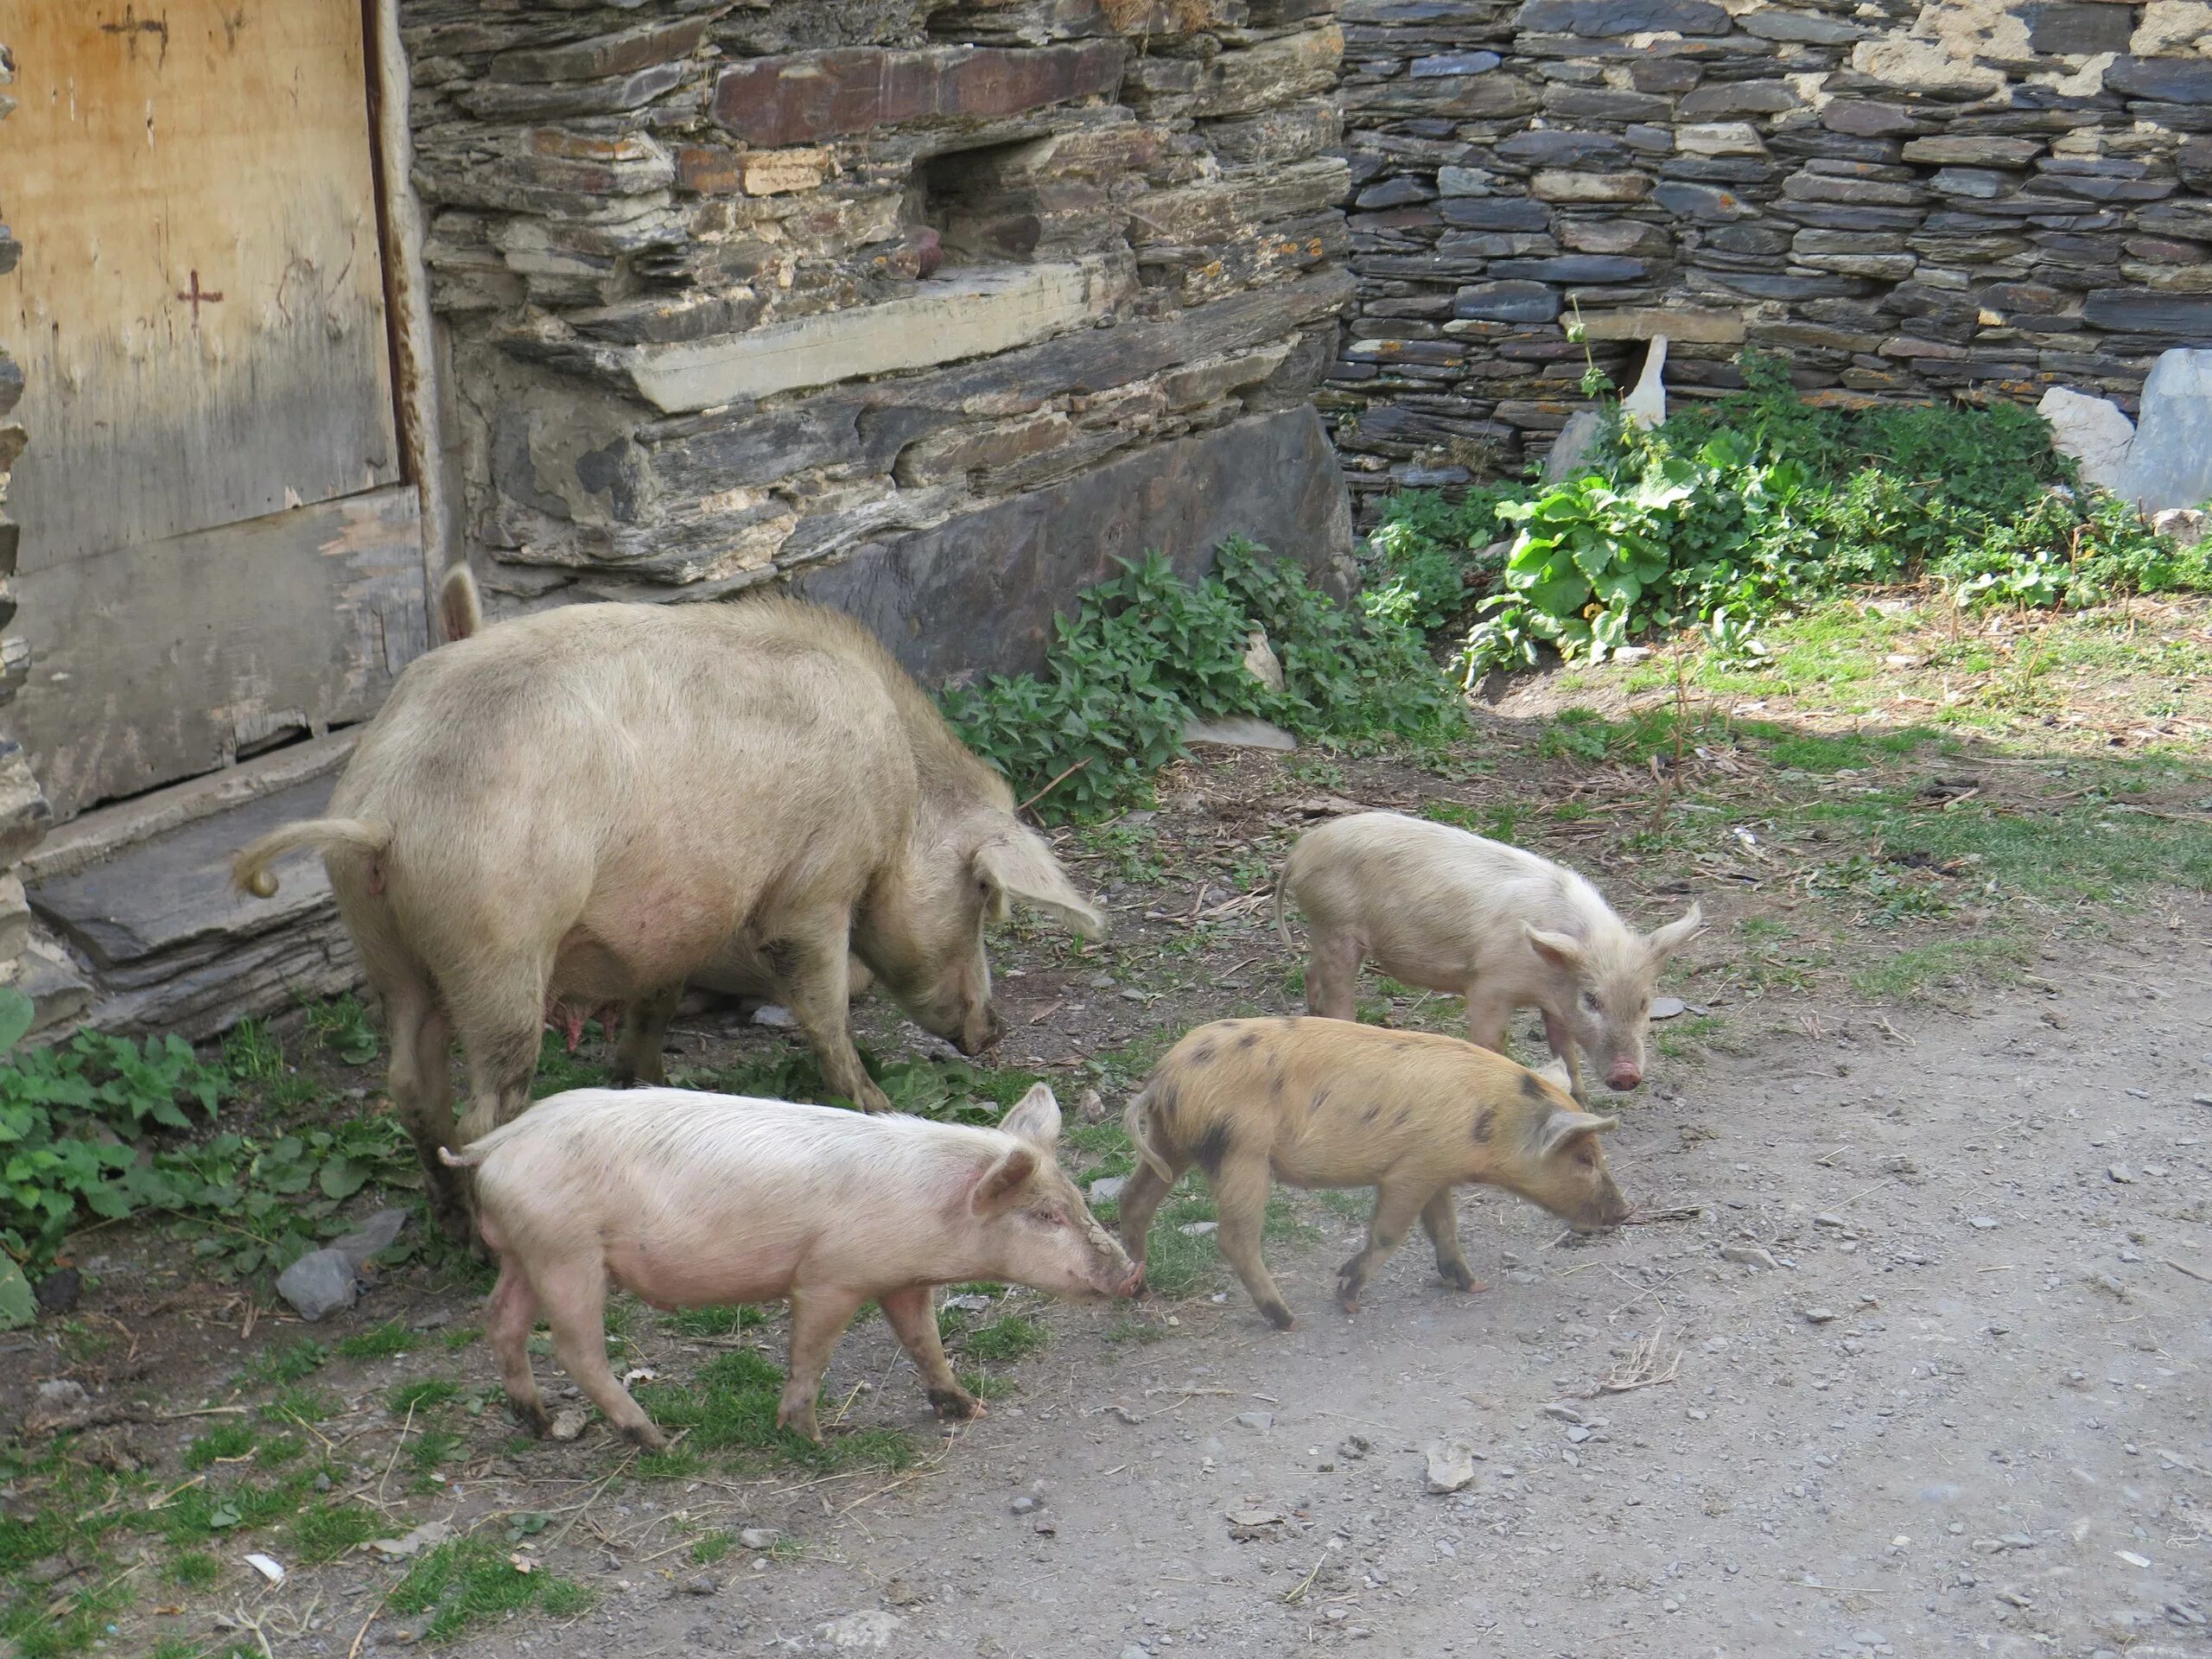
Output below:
[1517,0,1732,36]
[1739,7,1866,43]
[798,409,1351,685]
[1497,130,1627,168]
[333,1208,411,1270]
[1089,1176,1126,1202]
[1184,716,1299,751]
[2104,57,2212,106]
[1901,135,2044,167]
[1452,280,1562,322]
[1652,181,1758,221]
[1411,52,1502,77]
[1425,1441,1479,1493]
[276,1249,361,1323]
[2036,386,2136,490]
[1357,176,1436,210]
[1490,255,1649,282]
[1680,79,1799,118]
[2083,290,2212,338]
[2028,4,2135,55]
[1236,1410,1275,1432]
[2113,349,2212,512]
[1541,410,1605,482]
[1439,197,1553,230]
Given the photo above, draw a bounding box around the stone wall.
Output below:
[397,0,1361,681]
[0,41,67,1035]
[1327,0,2212,512]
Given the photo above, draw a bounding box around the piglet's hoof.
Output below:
[512,1400,554,1438]
[1439,1264,1489,1294]
[1257,1300,1298,1332]
[928,1386,985,1421]
[618,1421,668,1452]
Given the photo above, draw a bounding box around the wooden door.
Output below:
[3,0,428,821]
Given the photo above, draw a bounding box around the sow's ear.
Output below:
[972,1144,1039,1214]
[976,829,1106,938]
[999,1083,1063,1149]
[1521,922,1585,971]
[1644,902,1705,962]
[1535,1108,1619,1158]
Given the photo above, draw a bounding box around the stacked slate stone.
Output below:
[1329,0,2212,515]
[397,0,1360,674]
[0,39,64,1033]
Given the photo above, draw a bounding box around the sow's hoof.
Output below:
[617,1421,669,1452]
[1256,1299,1298,1332]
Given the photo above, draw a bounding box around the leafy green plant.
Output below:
[944,538,1459,822]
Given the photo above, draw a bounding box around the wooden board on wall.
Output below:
[3,0,403,567]
[11,486,428,820]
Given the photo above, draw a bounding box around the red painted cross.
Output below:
[176,269,223,323]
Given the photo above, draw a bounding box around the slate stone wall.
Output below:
[397,0,1360,681]
[1327,0,2212,512]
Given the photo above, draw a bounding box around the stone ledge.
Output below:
[712,41,1126,146]
[593,255,1138,412]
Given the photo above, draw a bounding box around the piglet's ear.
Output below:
[1644,902,1704,961]
[976,830,1107,938]
[1000,1083,1063,1149]
[1535,1109,1618,1158]
[972,1145,1039,1214]
[1522,923,1585,971]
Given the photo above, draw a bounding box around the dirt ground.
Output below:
[9,680,2212,1659]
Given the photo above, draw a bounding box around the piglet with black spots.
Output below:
[1119,1018,1629,1329]
[444,1083,1136,1448]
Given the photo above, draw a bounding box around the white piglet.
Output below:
[1275,810,1702,1101]
[444,1084,1136,1448]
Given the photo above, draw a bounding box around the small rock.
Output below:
[1338,1434,1370,1459]
[1089,1177,1125,1204]
[22,1379,95,1438]
[547,1407,590,1442]
[1010,1496,1041,1515]
[369,1521,452,1560]
[32,1268,80,1315]
[1179,1221,1217,1237]
[1649,996,1688,1020]
[680,1573,717,1596]
[1077,1088,1109,1124]
[1801,1306,1838,1325]
[1032,1515,1057,1537]
[1121,1648,1152,1659]
[1236,1411,1274,1433]
[1720,1243,1778,1269]
[2157,506,2209,548]
[275,1249,361,1323]
[1242,629,1285,694]
[1968,1216,1999,1230]
[1425,1442,1478,1494]
[739,1529,779,1551]
[752,1004,797,1029]
[245,1553,286,1586]
[1814,1213,1847,1230]
[2108,1165,2135,1184]
[22,1556,77,1586]
[815,1610,903,1649]
[331,1207,410,1270]
[1182,716,1297,753]
[1541,1403,1586,1425]
[2088,1272,2133,1302]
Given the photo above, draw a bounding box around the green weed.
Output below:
[386,1538,592,1643]
[335,1322,416,1360]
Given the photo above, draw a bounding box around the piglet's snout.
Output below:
[1606,1060,1643,1090]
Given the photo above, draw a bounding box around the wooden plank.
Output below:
[11,486,428,821]
[3,0,402,566]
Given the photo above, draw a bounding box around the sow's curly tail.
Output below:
[438,563,483,643]
[230,818,391,899]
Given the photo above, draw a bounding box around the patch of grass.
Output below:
[253,1433,307,1468]
[407,1429,466,1474]
[387,1537,593,1644]
[290,1502,385,1564]
[239,1339,329,1389]
[302,993,381,1065]
[668,1305,769,1339]
[637,1447,707,1479]
[164,1552,222,1589]
[335,1321,416,1360]
[1103,1317,1171,1345]
[443,1325,484,1352]
[1317,1190,1370,1223]
[690,1529,736,1566]
[634,1349,915,1472]
[390,1378,461,1414]
[959,1315,1048,1363]
[1652,1015,1725,1061]
[958,1369,1014,1401]
[181,1423,258,1471]
[1850,936,2038,1001]
[149,1643,211,1659]
[258,1384,340,1427]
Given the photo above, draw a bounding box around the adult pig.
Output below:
[1120,1017,1628,1328]
[446,1083,1136,1446]
[1274,810,1700,1101]
[232,596,1102,1237]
